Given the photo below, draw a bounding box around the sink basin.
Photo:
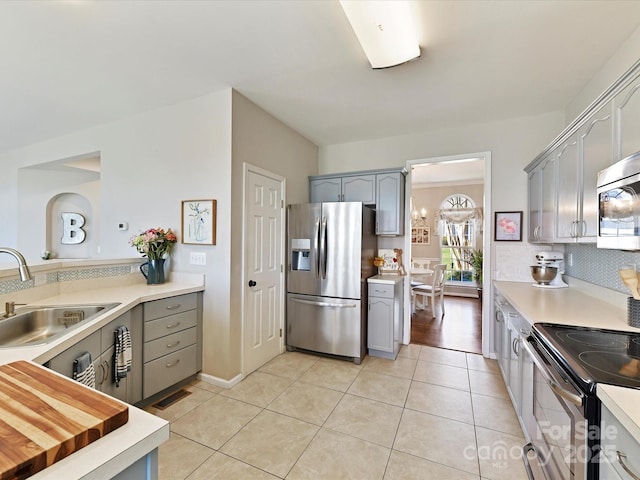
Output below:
[0,303,120,347]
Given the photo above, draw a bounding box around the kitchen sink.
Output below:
[0,303,120,347]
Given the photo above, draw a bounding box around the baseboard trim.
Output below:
[198,372,243,389]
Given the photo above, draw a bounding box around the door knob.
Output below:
[248,280,257,287]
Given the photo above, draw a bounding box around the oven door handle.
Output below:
[523,338,584,407]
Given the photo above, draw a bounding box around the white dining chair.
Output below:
[412,264,447,319]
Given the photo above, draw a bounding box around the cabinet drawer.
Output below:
[144,293,197,321]
[368,283,394,299]
[144,327,197,363]
[144,310,197,341]
[143,344,197,398]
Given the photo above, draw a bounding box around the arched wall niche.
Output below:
[47,193,93,259]
[17,152,101,260]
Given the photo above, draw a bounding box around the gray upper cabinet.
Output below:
[309,177,341,203]
[615,74,640,161]
[555,134,579,241]
[376,171,405,235]
[527,167,542,242]
[309,174,375,203]
[528,153,555,243]
[579,102,614,240]
[342,175,376,203]
[526,61,638,244]
[309,168,406,236]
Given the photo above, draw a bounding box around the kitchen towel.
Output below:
[114,326,132,387]
[73,352,96,389]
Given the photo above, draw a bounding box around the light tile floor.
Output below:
[145,345,529,480]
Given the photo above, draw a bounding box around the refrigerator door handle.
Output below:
[314,217,321,277]
[320,216,327,279]
[290,298,357,308]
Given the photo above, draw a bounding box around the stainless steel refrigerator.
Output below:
[286,202,377,364]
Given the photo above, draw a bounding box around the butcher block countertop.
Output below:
[0,361,128,480]
[0,272,204,479]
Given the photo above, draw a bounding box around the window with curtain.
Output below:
[436,195,482,284]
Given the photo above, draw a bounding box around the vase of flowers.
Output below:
[130,228,177,285]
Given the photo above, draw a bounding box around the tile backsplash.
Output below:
[493,244,551,283]
[494,242,640,295]
[564,244,640,294]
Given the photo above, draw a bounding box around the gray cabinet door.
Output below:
[580,101,614,240]
[342,175,375,203]
[540,156,556,243]
[98,345,128,403]
[555,135,579,241]
[368,297,393,352]
[528,169,542,242]
[375,172,405,235]
[310,177,341,202]
[615,75,640,161]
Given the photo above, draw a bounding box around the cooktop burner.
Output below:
[533,323,640,391]
[563,331,627,349]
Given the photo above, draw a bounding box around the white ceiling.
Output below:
[1,0,640,154]
[412,158,485,186]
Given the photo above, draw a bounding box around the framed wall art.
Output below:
[411,226,431,245]
[494,211,522,242]
[182,199,216,245]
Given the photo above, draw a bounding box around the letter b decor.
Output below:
[61,212,86,244]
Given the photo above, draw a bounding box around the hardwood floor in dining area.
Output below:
[411,295,482,354]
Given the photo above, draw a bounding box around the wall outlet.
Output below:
[190,252,206,266]
[567,253,573,267]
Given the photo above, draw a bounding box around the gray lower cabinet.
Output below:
[142,293,203,399]
[47,309,137,404]
[45,292,203,405]
[600,405,640,479]
[367,279,403,360]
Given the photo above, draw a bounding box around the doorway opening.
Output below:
[404,152,491,356]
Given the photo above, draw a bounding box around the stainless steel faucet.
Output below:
[0,247,32,281]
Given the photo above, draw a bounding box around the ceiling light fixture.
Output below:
[339,0,420,69]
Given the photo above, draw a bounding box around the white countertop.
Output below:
[494,279,637,332]
[368,274,404,285]
[0,272,204,365]
[494,279,640,450]
[0,272,205,479]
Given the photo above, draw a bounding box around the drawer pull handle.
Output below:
[166,304,181,310]
[166,341,181,348]
[617,451,640,480]
[166,359,180,368]
[166,322,181,329]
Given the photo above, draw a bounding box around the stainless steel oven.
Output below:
[523,336,589,480]
[523,323,640,480]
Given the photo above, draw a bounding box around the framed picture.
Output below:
[182,199,216,245]
[495,211,522,242]
[411,226,431,245]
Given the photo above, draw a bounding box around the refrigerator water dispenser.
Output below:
[291,238,311,271]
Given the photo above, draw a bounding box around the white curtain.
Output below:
[435,208,483,236]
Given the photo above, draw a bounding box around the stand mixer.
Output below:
[531,252,568,288]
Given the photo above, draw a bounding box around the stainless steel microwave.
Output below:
[597,151,640,250]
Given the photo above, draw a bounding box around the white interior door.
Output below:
[243,164,285,375]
